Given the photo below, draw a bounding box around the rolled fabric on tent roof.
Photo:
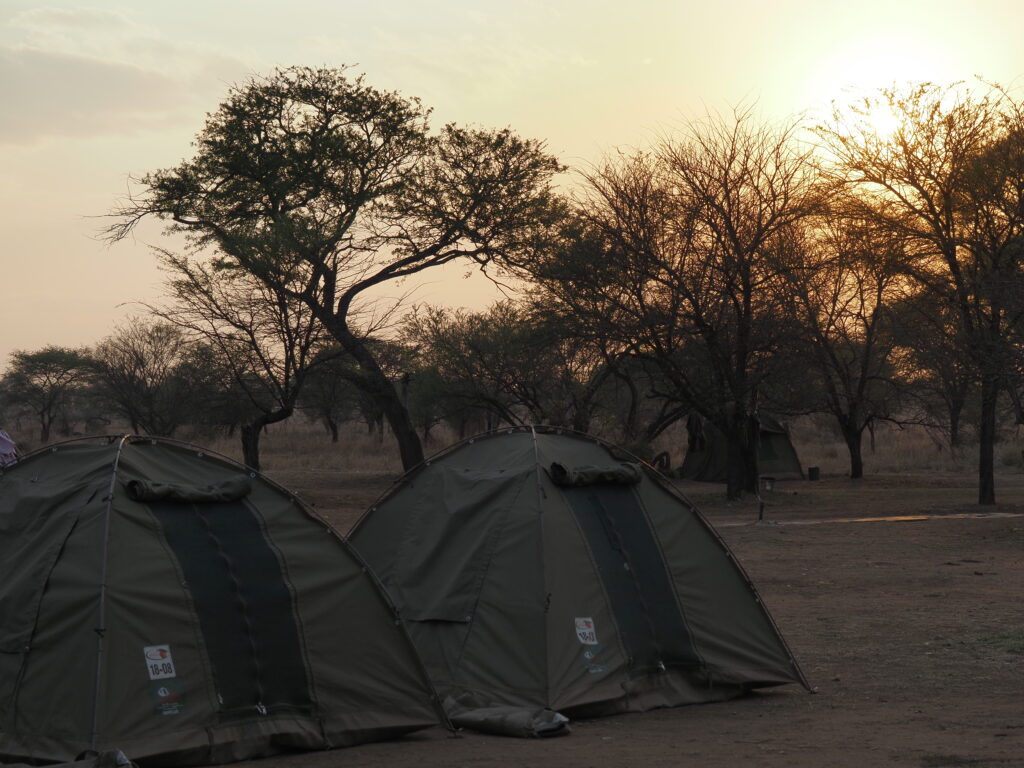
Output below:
[548,461,643,486]
[123,476,252,503]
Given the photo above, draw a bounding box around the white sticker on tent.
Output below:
[575,617,598,645]
[144,645,177,680]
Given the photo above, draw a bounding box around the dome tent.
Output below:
[679,413,804,482]
[0,436,446,765]
[349,426,810,736]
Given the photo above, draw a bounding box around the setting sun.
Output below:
[801,31,966,120]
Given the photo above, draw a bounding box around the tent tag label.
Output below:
[150,679,185,715]
[575,617,598,645]
[144,645,177,680]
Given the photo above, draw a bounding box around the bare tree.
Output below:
[816,82,1024,503]
[92,319,219,437]
[151,250,333,470]
[527,110,823,498]
[783,207,906,478]
[298,347,362,443]
[888,292,975,448]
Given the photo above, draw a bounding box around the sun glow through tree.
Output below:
[801,31,967,131]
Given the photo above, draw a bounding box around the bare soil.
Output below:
[251,469,1024,768]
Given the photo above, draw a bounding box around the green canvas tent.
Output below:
[0,436,445,766]
[679,413,804,482]
[349,427,810,736]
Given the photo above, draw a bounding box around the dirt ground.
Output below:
[253,468,1024,768]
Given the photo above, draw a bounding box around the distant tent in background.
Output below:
[350,427,810,737]
[0,436,445,766]
[0,430,17,467]
[679,413,804,482]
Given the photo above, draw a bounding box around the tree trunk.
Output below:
[620,373,641,443]
[843,425,865,479]
[327,417,339,443]
[39,410,52,444]
[572,404,592,434]
[978,373,998,505]
[325,319,425,471]
[359,371,417,461]
[745,414,760,494]
[240,407,294,472]
[241,422,262,472]
[724,412,759,500]
[948,401,963,449]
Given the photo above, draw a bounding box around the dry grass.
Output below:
[649,415,1017,479]
[7,414,1024,484]
[793,418,1024,477]
[3,419,406,476]
[789,418,974,477]
[199,421,407,476]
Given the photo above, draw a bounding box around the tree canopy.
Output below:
[2,346,92,442]
[107,65,564,470]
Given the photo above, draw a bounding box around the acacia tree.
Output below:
[528,111,822,498]
[107,66,563,470]
[2,346,92,442]
[817,83,1024,503]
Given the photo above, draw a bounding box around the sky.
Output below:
[1,0,1023,368]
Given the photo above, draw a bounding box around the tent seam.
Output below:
[88,435,128,752]
[528,426,553,710]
